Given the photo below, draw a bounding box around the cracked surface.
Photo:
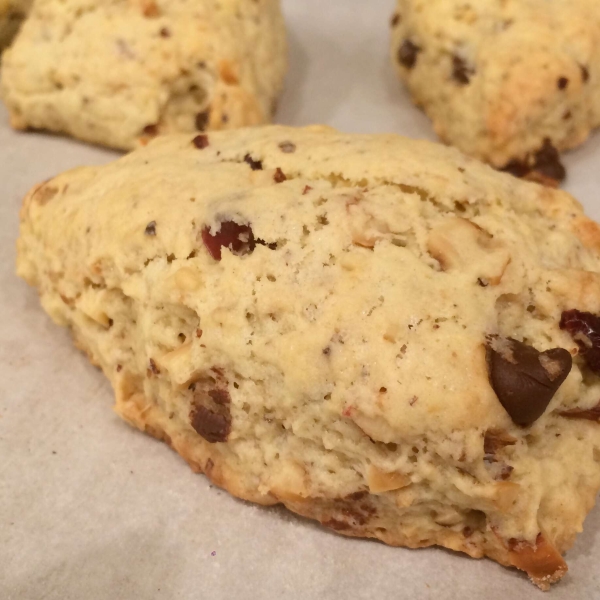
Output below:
[16,125,600,589]
[0,0,287,150]
[390,0,600,180]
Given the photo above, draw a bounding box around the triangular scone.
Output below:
[390,0,600,186]
[17,126,600,589]
[1,0,286,150]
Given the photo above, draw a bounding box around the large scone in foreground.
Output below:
[390,0,600,185]
[1,0,286,150]
[17,126,600,589]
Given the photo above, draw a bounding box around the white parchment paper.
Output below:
[2,2,600,598]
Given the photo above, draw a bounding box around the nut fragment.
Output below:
[508,534,568,590]
[427,218,510,284]
[367,466,410,493]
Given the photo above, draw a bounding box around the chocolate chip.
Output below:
[278,141,296,153]
[159,27,171,38]
[244,154,263,170]
[581,65,590,83]
[195,110,210,131]
[501,139,566,186]
[143,124,158,136]
[557,77,569,90]
[201,221,255,260]
[452,56,474,85]
[391,13,401,27]
[560,309,600,374]
[486,337,572,426]
[533,139,566,182]
[273,168,286,183]
[398,40,421,69]
[145,221,157,236]
[190,405,231,443]
[559,402,600,422]
[192,134,209,149]
[255,238,278,250]
[502,160,530,179]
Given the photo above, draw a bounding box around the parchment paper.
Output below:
[2,2,600,598]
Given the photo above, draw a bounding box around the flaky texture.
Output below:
[0,0,31,49]
[17,125,600,589]
[390,0,600,181]
[1,0,287,150]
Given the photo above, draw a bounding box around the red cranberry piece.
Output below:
[201,221,255,261]
[560,309,600,374]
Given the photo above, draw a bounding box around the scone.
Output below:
[390,0,600,186]
[1,0,287,150]
[0,0,31,49]
[17,125,600,589]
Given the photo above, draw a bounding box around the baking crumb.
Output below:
[211,551,216,556]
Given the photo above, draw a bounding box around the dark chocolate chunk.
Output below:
[255,238,278,250]
[502,159,530,179]
[397,40,421,69]
[531,139,566,183]
[192,134,209,149]
[190,405,231,443]
[143,124,158,136]
[486,337,572,426]
[501,139,566,186]
[201,221,255,260]
[278,141,296,153]
[244,153,263,171]
[273,167,286,183]
[145,221,157,236]
[560,309,600,374]
[452,56,474,85]
[559,402,600,422]
[557,77,569,90]
[195,110,210,131]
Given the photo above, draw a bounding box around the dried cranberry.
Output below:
[560,309,600,373]
[201,221,255,261]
